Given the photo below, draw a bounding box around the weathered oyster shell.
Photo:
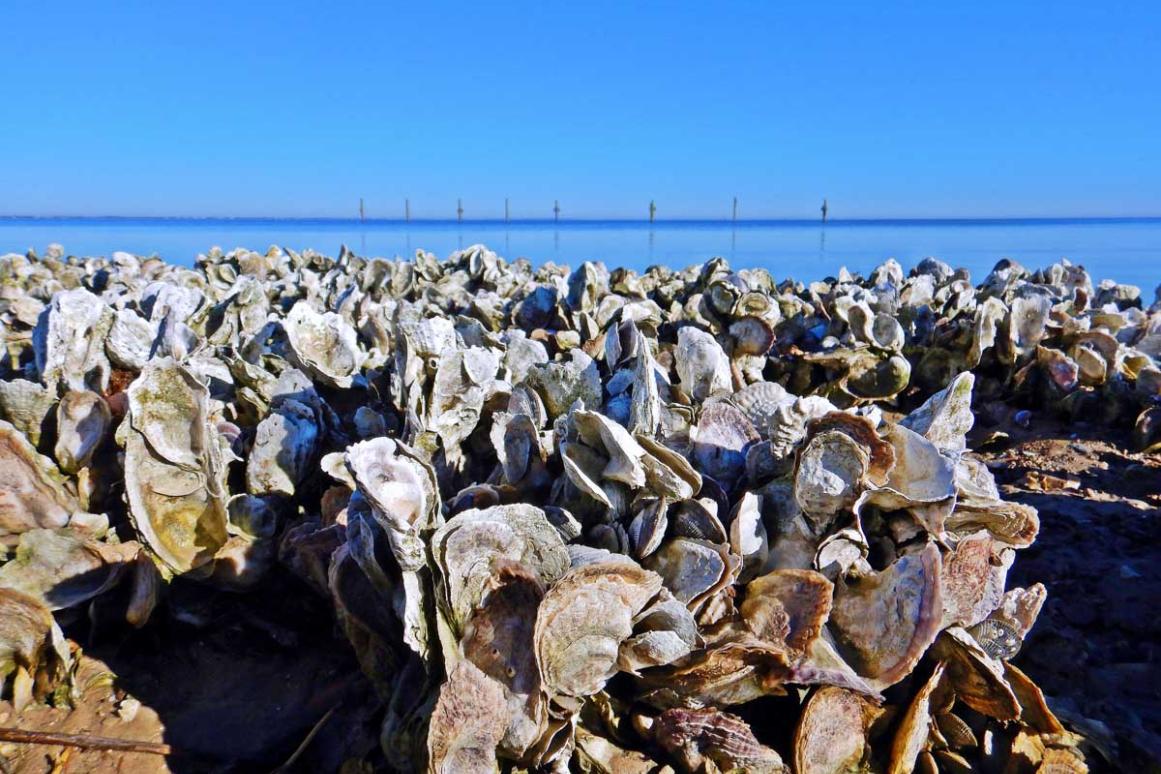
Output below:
[0,379,57,447]
[731,381,792,435]
[888,663,945,774]
[282,300,363,388]
[33,287,114,392]
[830,543,943,688]
[427,659,510,773]
[940,530,1010,628]
[0,527,143,614]
[794,430,869,521]
[105,308,155,371]
[53,390,111,474]
[675,327,732,401]
[0,588,73,712]
[123,359,230,574]
[618,587,700,673]
[794,686,881,774]
[534,559,662,702]
[246,399,319,497]
[653,707,788,773]
[691,402,758,488]
[432,504,569,632]
[900,372,975,453]
[0,419,76,535]
[931,626,1020,720]
[741,568,833,655]
[525,350,602,418]
[460,559,547,759]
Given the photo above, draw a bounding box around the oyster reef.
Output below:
[1,243,1158,773]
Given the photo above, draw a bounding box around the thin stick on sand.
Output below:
[0,727,172,756]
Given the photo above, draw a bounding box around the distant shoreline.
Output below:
[3,215,1161,227]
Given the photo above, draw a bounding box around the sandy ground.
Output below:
[1,406,1158,773]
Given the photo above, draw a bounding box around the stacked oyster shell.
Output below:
[1,242,1154,772]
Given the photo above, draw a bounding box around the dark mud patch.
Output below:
[973,411,1161,771]
[1,569,379,773]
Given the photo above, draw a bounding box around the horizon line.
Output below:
[3,214,1161,226]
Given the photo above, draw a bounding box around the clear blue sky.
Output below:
[2,1,1158,219]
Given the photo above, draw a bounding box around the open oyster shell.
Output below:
[0,419,76,535]
[123,359,230,575]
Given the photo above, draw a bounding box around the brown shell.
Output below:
[426,660,510,773]
[636,636,792,709]
[945,499,1040,547]
[940,531,1009,629]
[654,707,787,773]
[1004,661,1066,735]
[888,663,945,774]
[803,411,896,487]
[793,686,881,774]
[0,420,76,536]
[830,543,944,688]
[460,559,547,759]
[931,627,1020,721]
[741,568,833,655]
[935,712,978,751]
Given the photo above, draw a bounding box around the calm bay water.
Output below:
[2,217,1159,291]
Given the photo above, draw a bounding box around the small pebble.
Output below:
[115,696,142,722]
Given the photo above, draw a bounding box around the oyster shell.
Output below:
[0,528,136,610]
[246,399,319,497]
[675,327,732,401]
[427,660,510,773]
[123,359,230,574]
[0,379,57,448]
[53,390,111,474]
[0,419,76,535]
[534,559,662,701]
[460,559,547,759]
[830,543,943,688]
[432,504,569,632]
[653,707,788,773]
[282,300,363,388]
[0,588,73,712]
[33,287,114,392]
[793,686,881,774]
[741,568,833,655]
[888,663,945,774]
